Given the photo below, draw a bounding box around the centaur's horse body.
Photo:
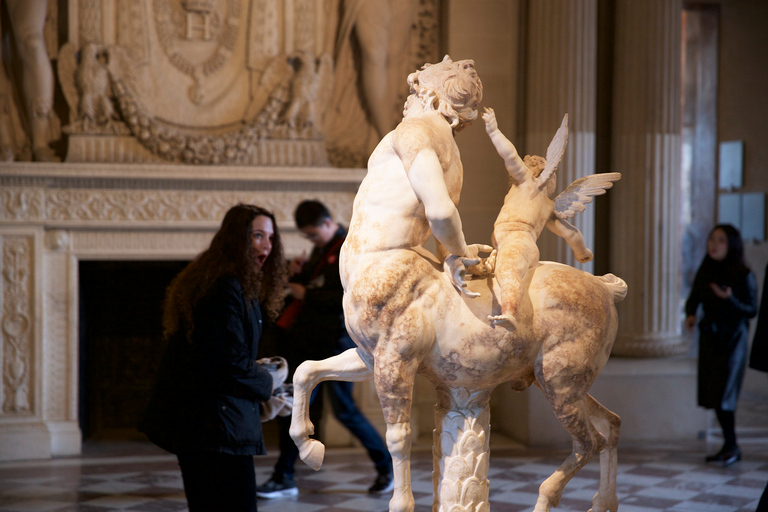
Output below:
[290,55,624,512]
[291,245,626,512]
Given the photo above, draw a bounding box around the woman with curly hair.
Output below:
[140,203,288,511]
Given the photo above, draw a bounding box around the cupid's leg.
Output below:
[546,218,594,263]
[490,231,538,329]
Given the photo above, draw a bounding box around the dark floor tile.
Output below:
[727,477,768,488]
[45,491,111,503]
[124,486,183,499]
[622,494,684,509]
[624,465,687,478]
[691,492,756,507]
[126,501,187,511]
[656,478,716,492]
[556,496,596,510]
[51,506,114,512]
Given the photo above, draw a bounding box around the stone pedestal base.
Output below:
[491,357,707,446]
[0,421,80,461]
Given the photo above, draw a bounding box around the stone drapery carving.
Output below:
[2,235,34,414]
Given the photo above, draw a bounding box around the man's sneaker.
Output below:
[256,475,299,499]
[368,473,394,494]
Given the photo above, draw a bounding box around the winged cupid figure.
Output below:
[483,107,621,330]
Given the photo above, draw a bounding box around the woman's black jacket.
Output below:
[139,276,273,455]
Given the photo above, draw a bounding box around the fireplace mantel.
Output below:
[0,162,365,460]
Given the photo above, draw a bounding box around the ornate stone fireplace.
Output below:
[0,162,364,460]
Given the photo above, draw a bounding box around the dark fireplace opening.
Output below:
[78,260,189,440]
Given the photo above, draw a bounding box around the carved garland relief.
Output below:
[0,189,45,221]
[1,236,33,414]
[0,186,353,226]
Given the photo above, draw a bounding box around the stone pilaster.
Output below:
[609,0,686,356]
[524,0,598,272]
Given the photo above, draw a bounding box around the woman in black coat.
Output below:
[685,224,757,466]
[140,204,288,511]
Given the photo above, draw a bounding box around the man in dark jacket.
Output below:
[257,200,394,498]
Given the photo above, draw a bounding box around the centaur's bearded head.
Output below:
[405,55,483,133]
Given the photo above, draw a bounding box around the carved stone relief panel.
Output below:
[1,234,35,415]
[1,0,439,165]
[40,189,353,226]
[46,0,440,166]
[58,0,336,166]
[0,188,45,221]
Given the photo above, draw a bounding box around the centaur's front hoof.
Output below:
[298,439,325,471]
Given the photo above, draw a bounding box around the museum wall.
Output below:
[685,0,768,399]
[443,0,768,444]
[716,0,768,202]
[1,0,766,457]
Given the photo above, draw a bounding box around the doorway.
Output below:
[78,260,189,440]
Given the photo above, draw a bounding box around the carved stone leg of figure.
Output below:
[353,0,419,139]
[0,39,18,161]
[432,387,491,512]
[374,353,419,512]
[489,232,538,328]
[0,88,15,161]
[6,0,59,162]
[290,348,374,471]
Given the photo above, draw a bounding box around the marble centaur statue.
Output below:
[289,56,626,512]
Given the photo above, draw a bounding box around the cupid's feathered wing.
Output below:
[554,172,622,219]
[537,114,569,188]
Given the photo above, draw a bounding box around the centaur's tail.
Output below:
[598,273,628,303]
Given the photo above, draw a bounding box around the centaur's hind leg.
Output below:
[533,381,608,512]
[290,348,373,470]
[584,393,620,512]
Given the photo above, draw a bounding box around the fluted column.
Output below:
[525,0,598,272]
[610,0,686,356]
